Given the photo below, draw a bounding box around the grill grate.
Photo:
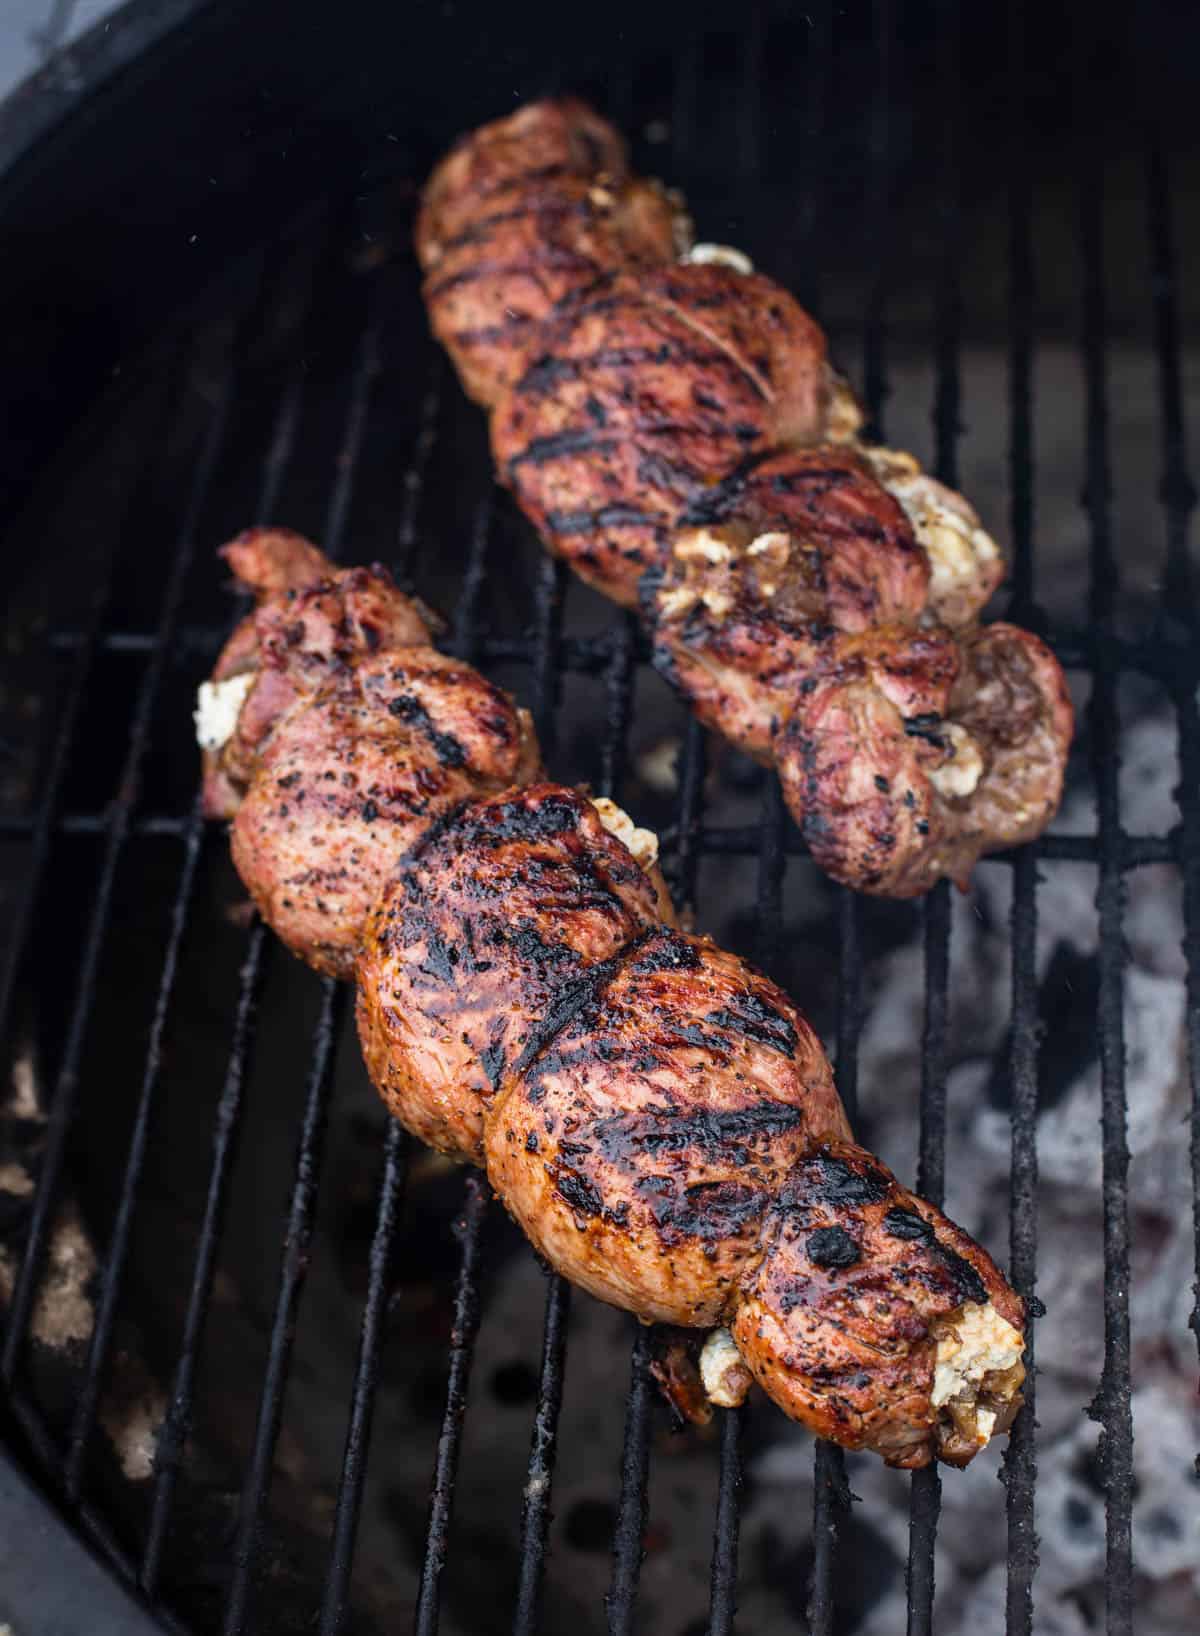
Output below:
[1,3,1197,1634]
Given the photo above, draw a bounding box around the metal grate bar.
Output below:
[512,1273,571,1636]
[0,811,1180,871]
[707,773,787,1633]
[1001,7,1042,1627]
[318,1117,411,1636]
[1078,78,1134,1636]
[222,979,348,1636]
[61,355,311,1503]
[0,343,234,1390]
[413,1175,490,1636]
[605,711,707,1634]
[907,2,964,1616]
[1145,132,1200,1389]
[222,282,390,1634]
[606,1322,655,1636]
[0,356,178,1055]
[141,922,273,1595]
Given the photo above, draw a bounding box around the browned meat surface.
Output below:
[415,98,630,257]
[421,173,683,408]
[423,98,1073,901]
[732,1142,1024,1467]
[199,533,1026,1466]
[356,783,662,1161]
[774,620,1073,896]
[490,264,829,606]
[648,447,930,757]
[487,927,850,1325]
[416,99,685,406]
[201,529,432,818]
[202,534,538,975]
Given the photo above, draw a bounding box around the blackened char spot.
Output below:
[635,1176,765,1245]
[903,713,946,748]
[935,1245,989,1306]
[552,1165,603,1218]
[629,933,702,975]
[481,1033,507,1092]
[419,929,458,985]
[595,1101,805,1163]
[511,428,611,468]
[388,693,467,766]
[805,1153,890,1206]
[519,353,577,394]
[479,792,581,843]
[705,993,797,1056]
[545,504,654,535]
[806,1226,861,1268]
[512,930,655,1081]
[883,1207,934,1242]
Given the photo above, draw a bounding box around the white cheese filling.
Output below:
[825,371,866,443]
[194,673,254,753]
[928,721,985,800]
[930,1300,1024,1410]
[700,1327,751,1408]
[591,797,660,873]
[682,242,754,275]
[861,446,1000,621]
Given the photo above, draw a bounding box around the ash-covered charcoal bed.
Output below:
[1,4,1197,1636]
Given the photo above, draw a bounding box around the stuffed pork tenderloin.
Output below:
[417,98,1073,899]
[196,528,1026,1469]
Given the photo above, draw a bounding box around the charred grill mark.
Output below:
[634,1175,766,1245]
[933,1245,988,1306]
[509,428,614,468]
[705,993,798,1056]
[803,1152,890,1206]
[551,1163,604,1218]
[481,1032,508,1091]
[473,792,582,843]
[883,1207,933,1242]
[511,929,656,1081]
[544,504,658,535]
[629,933,702,975]
[387,693,468,766]
[593,1100,806,1166]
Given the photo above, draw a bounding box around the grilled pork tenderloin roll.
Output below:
[490,262,830,607]
[197,535,1027,1467]
[422,100,1073,901]
[197,531,538,977]
[647,449,1072,895]
[416,98,688,407]
[356,783,1024,1468]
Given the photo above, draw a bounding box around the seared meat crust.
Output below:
[490,265,829,606]
[422,174,683,408]
[200,535,1027,1466]
[425,98,1073,901]
[487,928,848,1326]
[356,782,661,1161]
[203,530,431,818]
[416,99,685,406]
[415,98,630,258]
[732,1142,1023,1467]
[231,647,538,977]
[648,447,929,757]
[775,621,1072,896]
